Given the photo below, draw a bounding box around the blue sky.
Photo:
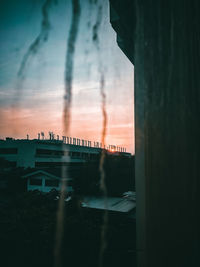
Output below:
[0,0,134,153]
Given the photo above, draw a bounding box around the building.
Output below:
[0,137,131,169]
[0,137,133,195]
[22,169,73,193]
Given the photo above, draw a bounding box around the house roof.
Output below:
[22,170,61,179]
[81,196,136,213]
[22,166,77,179]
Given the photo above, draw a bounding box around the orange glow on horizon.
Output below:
[0,104,134,154]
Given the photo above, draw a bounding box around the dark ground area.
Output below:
[0,191,136,267]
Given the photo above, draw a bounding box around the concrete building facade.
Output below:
[0,139,100,168]
[0,138,131,168]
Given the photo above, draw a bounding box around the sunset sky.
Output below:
[0,0,134,153]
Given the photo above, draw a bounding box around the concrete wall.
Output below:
[0,140,36,168]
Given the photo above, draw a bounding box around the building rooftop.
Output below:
[81,196,136,213]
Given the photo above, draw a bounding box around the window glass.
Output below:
[45,179,59,187]
[29,178,42,186]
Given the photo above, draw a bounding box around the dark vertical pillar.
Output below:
[134,1,200,266]
[109,0,200,266]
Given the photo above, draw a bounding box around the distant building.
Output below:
[0,138,133,195]
[0,138,131,168]
[22,169,73,193]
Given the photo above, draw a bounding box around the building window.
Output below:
[71,152,81,158]
[36,149,64,156]
[35,162,62,167]
[45,179,59,187]
[82,152,89,159]
[0,148,18,154]
[67,180,73,187]
[29,178,42,186]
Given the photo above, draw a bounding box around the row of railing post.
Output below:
[37,132,126,152]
